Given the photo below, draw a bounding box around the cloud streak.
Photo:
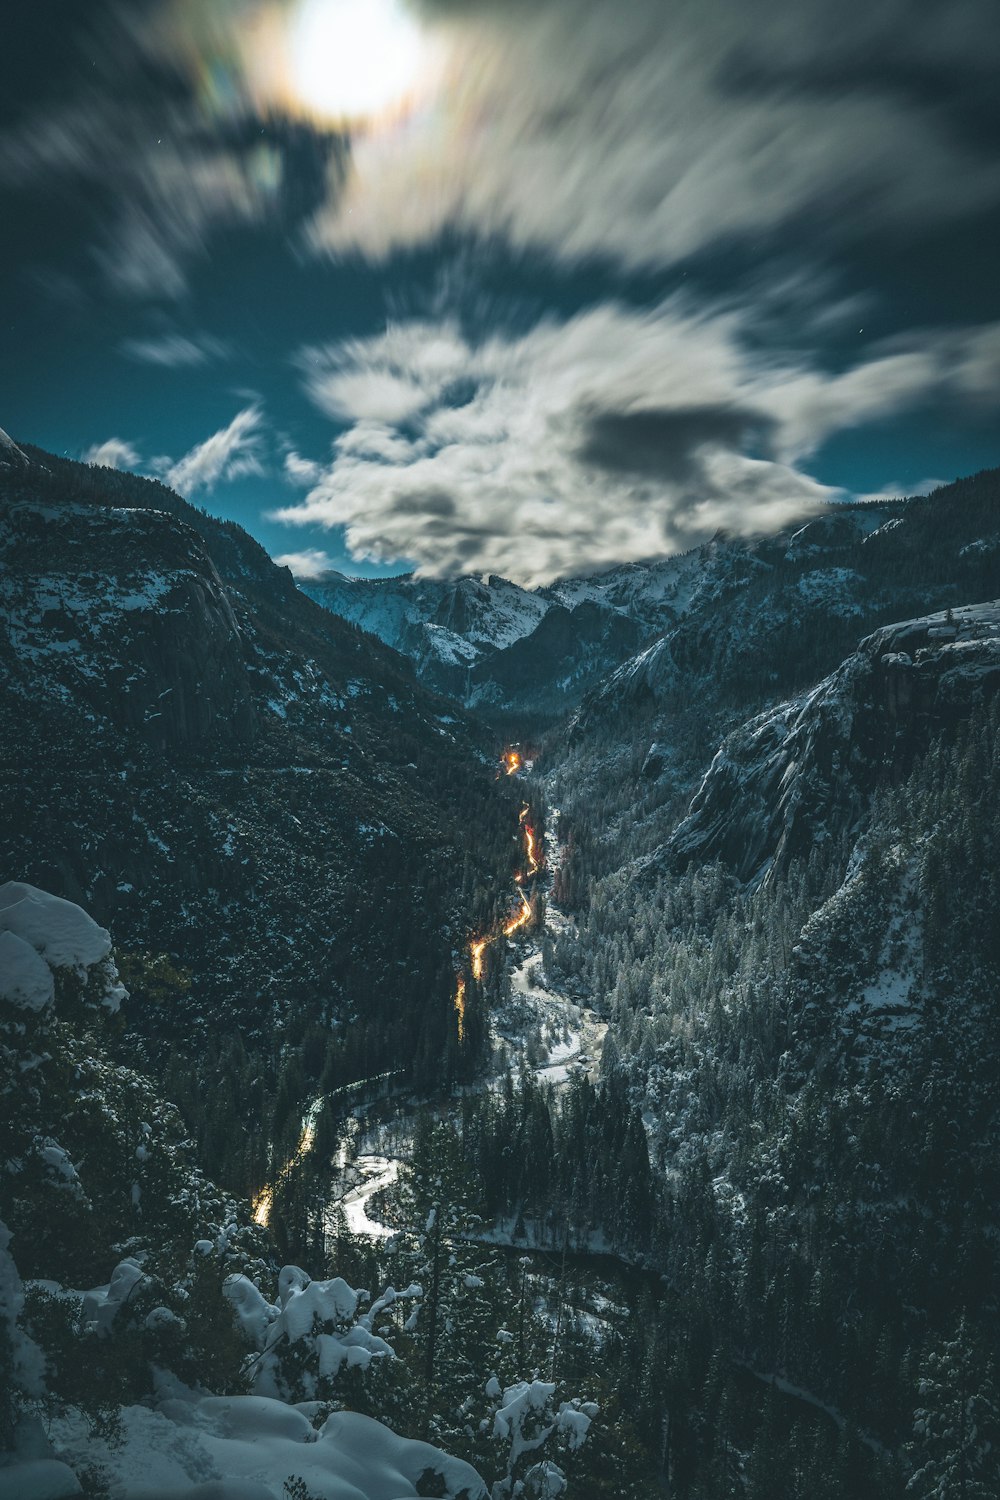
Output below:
[4,0,997,298]
[84,438,142,470]
[120,332,232,367]
[163,406,266,494]
[273,547,340,577]
[310,0,1000,271]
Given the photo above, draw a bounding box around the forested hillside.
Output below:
[533,575,1000,1492]
[0,447,519,1205]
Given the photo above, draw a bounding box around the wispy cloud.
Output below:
[84,437,142,470]
[120,332,231,367]
[283,450,326,486]
[83,406,269,494]
[273,547,338,577]
[163,406,266,494]
[271,304,1000,585]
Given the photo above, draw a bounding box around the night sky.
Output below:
[2,0,999,585]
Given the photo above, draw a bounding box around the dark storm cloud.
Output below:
[0,4,342,299]
[578,408,777,485]
[4,0,998,297]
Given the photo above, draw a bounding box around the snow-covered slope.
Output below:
[0,446,514,1086]
[573,472,1000,739]
[303,571,549,665]
[664,602,1000,883]
[301,504,906,715]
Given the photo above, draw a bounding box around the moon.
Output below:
[289,0,428,125]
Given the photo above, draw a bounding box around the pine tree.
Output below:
[906,1320,1000,1499]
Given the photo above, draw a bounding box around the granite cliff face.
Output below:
[301,549,702,716]
[665,603,1000,883]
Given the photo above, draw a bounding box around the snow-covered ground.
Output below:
[46,1387,485,1500]
[333,1156,399,1240]
[501,954,607,1088]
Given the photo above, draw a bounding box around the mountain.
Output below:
[571,471,1000,741]
[663,601,1000,883]
[0,426,29,468]
[300,549,709,716]
[304,473,1000,729]
[532,490,1000,1491]
[0,441,520,1191]
[8,438,1000,1499]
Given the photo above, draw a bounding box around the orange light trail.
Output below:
[520,804,542,877]
[454,974,466,1043]
[251,1107,320,1228]
[503,749,522,776]
[452,790,541,1043]
[470,936,489,981]
[503,888,533,937]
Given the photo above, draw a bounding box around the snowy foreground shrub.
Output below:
[224,1264,420,1403]
[488,1378,596,1500]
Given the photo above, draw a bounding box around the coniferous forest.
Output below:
[4,443,1000,1498]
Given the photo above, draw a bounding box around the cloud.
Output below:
[5,0,997,302]
[0,16,288,300]
[163,406,266,494]
[309,0,1000,271]
[120,332,231,367]
[271,302,1000,585]
[283,450,326,486]
[82,408,271,493]
[84,437,142,470]
[273,547,339,577]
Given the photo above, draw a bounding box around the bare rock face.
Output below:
[665,604,1000,884]
[641,741,667,779]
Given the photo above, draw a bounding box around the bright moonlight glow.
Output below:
[290,0,427,124]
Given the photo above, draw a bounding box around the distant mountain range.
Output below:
[302,473,1000,729]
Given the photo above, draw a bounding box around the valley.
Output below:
[4,446,1000,1499]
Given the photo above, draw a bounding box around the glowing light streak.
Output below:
[470,936,489,981]
[454,973,466,1043]
[519,804,542,876]
[503,888,533,938]
[251,1100,321,1228]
